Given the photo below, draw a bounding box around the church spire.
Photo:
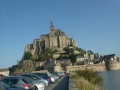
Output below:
[50,12,54,28]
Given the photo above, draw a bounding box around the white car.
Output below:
[32,81,45,90]
[50,77,55,83]
[40,78,49,86]
[47,73,59,81]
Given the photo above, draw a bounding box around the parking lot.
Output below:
[0,71,69,90]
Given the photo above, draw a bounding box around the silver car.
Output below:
[1,76,35,90]
[47,73,59,81]
[18,73,48,87]
[15,75,45,90]
[1,81,22,90]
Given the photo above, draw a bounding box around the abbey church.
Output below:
[24,19,77,58]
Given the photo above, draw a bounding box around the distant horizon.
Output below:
[0,0,120,68]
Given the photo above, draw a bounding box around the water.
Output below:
[99,70,120,90]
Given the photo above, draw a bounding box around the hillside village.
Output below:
[1,20,120,75]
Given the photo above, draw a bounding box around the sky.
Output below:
[0,0,120,69]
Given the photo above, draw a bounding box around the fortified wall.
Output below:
[65,63,106,72]
[104,54,120,71]
[105,60,120,70]
[53,62,120,72]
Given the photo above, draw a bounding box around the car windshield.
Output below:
[32,74,41,79]
[23,74,40,80]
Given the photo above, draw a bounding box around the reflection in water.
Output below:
[99,70,120,90]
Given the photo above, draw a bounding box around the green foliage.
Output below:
[69,54,77,64]
[56,54,68,60]
[75,47,83,52]
[71,73,98,90]
[76,69,103,85]
[41,48,53,54]
[63,47,74,55]
[38,54,53,61]
[53,49,58,53]
[71,69,104,90]
[9,65,22,74]
[37,48,53,61]
[23,52,33,60]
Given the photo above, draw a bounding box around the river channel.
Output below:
[99,70,120,90]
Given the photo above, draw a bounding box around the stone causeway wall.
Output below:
[68,74,78,90]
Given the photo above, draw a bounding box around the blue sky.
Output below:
[0,0,120,68]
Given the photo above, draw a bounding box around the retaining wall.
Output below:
[66,63,106,72]
[68,74,78,90]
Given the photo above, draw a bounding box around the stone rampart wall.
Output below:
[65,63,106,72]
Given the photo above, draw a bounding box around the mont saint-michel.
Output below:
[0,20,120,75]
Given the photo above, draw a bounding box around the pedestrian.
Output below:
[0,75,4,80]
[1,75,4,79]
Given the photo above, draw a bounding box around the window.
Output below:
[11,79,19,84]
[22,77,32,83]
[51,29,54,31]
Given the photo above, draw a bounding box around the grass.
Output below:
[71,69,104,90]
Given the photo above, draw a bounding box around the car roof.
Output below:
[32,72,46,74]
[4,76,24,79]
[20,73,35,75]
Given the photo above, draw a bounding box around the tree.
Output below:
[63,47,74,55]
[69,54,77,64]
[75,47,83,52]
[9,65,22,74]
[41,48,53,54]
[78,53,84,57]
[53,49,58,53]
[23,52,33,60]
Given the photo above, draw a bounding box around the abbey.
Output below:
[24,20,77,57]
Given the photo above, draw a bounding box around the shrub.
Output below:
[76,69,103,85]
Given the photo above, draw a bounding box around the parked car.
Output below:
[47,72,59,81]
[1,81,22,90]
[15,75,45,90]
[61,71,65,76]
[32,72,51,83]
[32,72,55,83]
[18,73,48,87]
[1,76,35,90]
[51,72,63,77]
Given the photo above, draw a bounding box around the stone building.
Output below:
[0,68,9,76]
[76,56,85,62]
[24,20,77,58]
[103,54,117,61]
[44,59,72,72]
[83,51,94,60]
